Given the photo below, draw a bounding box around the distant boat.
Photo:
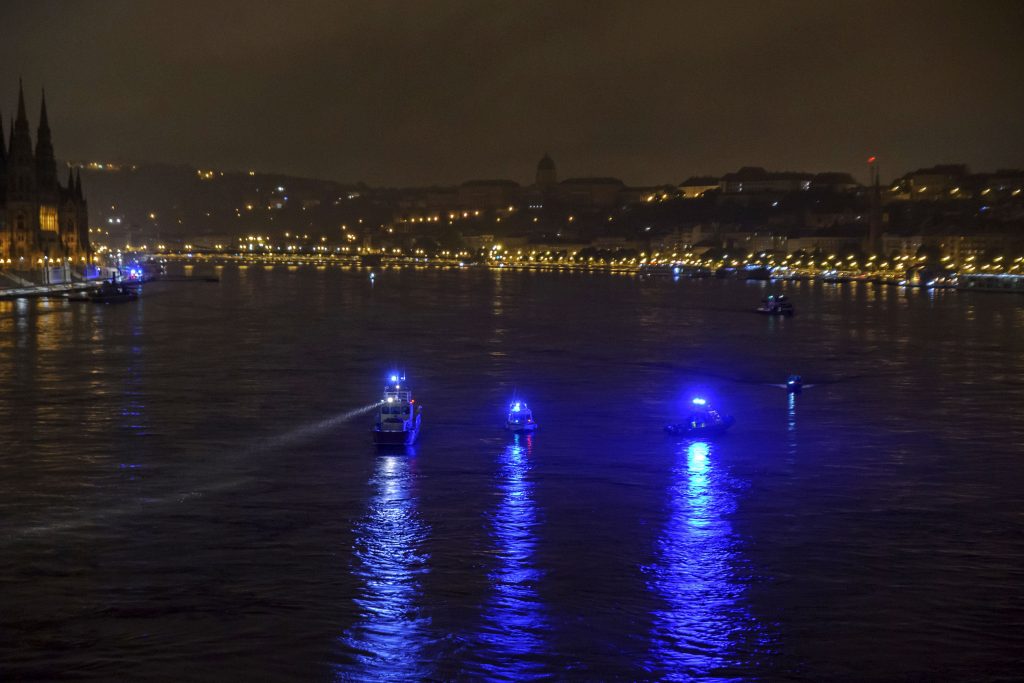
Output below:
[666,398,734,437]
[817,270,851,283]
[505,400,538,433]
[756,294,794,316]
[67,279,139,304]
[957,273,1024,293]
[742,265,772,280]
[372,374,422,447]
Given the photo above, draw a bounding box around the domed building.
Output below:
[535,153,557,190]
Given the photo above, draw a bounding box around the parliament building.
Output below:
[0,81,90,270]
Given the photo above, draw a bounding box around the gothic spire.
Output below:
[0,112,6,195]
[10,79,34,162]
[38,89,50,136]
[75,168,83,200]
[15,79,27,126]
[36,88,57,190]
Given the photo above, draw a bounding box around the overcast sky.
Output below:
[2,0,1022,186]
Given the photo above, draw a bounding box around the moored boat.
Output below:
[67,278,139,304]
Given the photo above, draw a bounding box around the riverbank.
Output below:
[153,252,1024,293]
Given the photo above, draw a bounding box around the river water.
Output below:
[2,264,1023,681]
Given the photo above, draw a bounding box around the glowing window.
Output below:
[39,206,59,233]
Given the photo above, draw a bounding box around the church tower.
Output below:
[5,80,39,261]
[34,90,62,259]
[0,113,6,259]
[0,80,90,269]
[7,81,35,201]
[35,91,58,192]
[536,153,557,190]
[0,112,6,203]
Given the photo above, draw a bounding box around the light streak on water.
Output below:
[253,402,380,452]
[338,452,431,681]
[644,441,764,680]
[474,432,549,679]
[786,391,799,466]
[8,403,380,541]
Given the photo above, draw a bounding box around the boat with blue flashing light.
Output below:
[66,278,139,304]
[742,264,772,281]
[372,374,422,447]
[757,294,794,316]
[787,375,803,393]
[505,400,538,433]
[665,398,735,437]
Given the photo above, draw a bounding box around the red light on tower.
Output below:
[867,156,877,164]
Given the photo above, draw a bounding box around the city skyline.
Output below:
[2,0,1023,186]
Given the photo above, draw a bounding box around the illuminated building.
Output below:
[678,175,720,198]
[0,81,90,268]
[901,164,968,199]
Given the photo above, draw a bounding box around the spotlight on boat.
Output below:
[787,375,803,394]
[505,400,537,432]
[666,397,734,437]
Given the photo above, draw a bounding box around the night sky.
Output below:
[2,0,1022,186]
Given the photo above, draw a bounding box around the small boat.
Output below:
[505,401,538,433]
[666,398,735,437]
[89,289,139,304]
[742,265,772,281]
[757,294,794,316]
[372,374,422,447]
[817,270,851,284]
[124,261,164,283]
[787,375,803,393]
[67,279,139,304]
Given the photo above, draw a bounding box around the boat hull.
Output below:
[372,414,421,446]
[506,422,538,433]
[90,293,139,304]
[665,416,735,437]
[372,428,419,446]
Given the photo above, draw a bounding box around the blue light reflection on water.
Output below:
[645,440,763,680]
[121,307,147,434]
[474,433,549,680]
[787,391,797,458]
[338,453,431,681]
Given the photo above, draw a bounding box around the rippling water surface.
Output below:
[2,265,1023,680]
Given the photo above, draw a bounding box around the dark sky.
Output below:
[2,0,1022,186]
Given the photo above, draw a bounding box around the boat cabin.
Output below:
[506,401,537,431]
[378,382,415,431]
